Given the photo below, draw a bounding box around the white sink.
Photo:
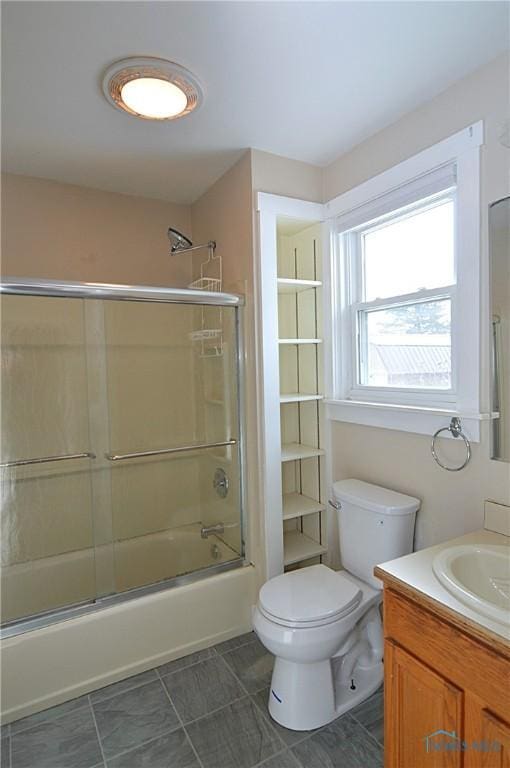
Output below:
[433,544,510,626]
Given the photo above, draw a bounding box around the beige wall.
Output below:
[251,148,323,204]
[324,53,510,204]
[191,152,266,577]
[1,173,192,287]
[325,53,510,551]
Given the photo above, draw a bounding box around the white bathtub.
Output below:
[0,525,255,722]
[1,523,240,625]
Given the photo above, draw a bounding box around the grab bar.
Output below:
[105,439,237,462]
[0,451,96,468]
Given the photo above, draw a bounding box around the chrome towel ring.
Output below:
[431,417,471,472]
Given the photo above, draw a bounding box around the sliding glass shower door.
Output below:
[101,299,243,592]
[1,295,97,625]
[1,286,244,632]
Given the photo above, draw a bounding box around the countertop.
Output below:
[375,529,510,654]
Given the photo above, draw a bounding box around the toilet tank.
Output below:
[333,479,420,589]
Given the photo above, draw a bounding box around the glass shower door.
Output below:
[102,299,243,594]
[0,295,97,625]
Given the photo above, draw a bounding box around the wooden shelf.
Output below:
[280,393,323,404]
[278,338,322,345]
[277,278,322,294]
[283,530,327,566]
[283,492,326,521]
[281,443,325,462]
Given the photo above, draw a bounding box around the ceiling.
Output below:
[2,2,508,204]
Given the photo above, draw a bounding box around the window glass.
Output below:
[363,199,454,301]
[359,298,452,390]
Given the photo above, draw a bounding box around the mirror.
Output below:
[489,196,510,462]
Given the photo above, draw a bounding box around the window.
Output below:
[348,191,456,403]
[326,123,483,439]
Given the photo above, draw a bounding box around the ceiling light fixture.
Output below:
[102,57,202,120]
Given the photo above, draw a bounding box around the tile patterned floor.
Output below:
[2,632,383,768]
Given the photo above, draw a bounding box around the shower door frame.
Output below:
[0,277,247,639]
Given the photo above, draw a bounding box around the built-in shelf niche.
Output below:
[283,530,327,567]
[277,278,322,294]
[276,221,326,571]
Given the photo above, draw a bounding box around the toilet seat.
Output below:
[258,564,362,629]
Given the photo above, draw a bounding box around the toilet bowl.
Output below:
[253,565,383,730]
[254,479,419,731]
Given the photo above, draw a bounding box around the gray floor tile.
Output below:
[11,706,102,768]
[107,729,200,768]
[292,714,383,768]
[2,733,11,768]
[93,680,180,760]
[256,749,302,768]
[350,688,384,745]
[10,695,90,735]
[222,638,274,693]
[162,656,244,724]
[156,648,216,677]
[214,632,256,655]
[90,669,158,704]
[186,696,284,768]
[251,688,321,747]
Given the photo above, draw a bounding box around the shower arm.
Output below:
[171,241,217,256]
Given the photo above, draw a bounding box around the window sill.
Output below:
[324,399,494,442]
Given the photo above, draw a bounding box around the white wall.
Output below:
[324,53,510,552]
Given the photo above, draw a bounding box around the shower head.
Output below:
[168,227,193,253]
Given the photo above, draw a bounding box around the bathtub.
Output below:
[1,524,241,626]
[1,532,256,723]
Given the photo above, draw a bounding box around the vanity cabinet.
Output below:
[377,580,510,768]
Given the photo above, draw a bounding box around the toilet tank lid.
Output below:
[333,479,420,516]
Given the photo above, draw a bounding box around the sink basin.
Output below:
[433,544,510,626]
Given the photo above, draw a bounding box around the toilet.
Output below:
[253,479,420,731]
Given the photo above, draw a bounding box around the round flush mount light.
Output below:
[102,57,202,120]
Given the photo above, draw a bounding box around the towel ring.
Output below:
[431,417,471,472]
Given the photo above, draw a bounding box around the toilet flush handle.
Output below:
[328,499,341,510]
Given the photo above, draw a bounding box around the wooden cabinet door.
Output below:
[480,710,510,768]
[385,640,464,768]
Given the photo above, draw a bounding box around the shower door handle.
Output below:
[0,451,96,468]
[105,439,237,461]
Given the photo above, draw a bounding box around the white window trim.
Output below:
[324,122,487,442]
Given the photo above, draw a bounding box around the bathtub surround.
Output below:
[1,633,383,768]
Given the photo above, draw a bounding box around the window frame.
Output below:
[324,122,485,441]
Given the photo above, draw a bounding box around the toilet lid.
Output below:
[259,565,362,626]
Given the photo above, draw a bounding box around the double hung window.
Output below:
[345,186,456,405]
[329,124,483,435]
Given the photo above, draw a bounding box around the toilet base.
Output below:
[268,658,383,731]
